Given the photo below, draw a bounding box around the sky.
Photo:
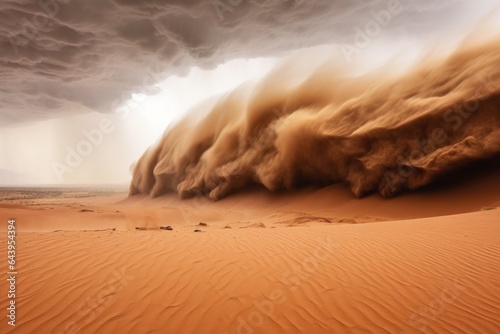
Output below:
[0,0,499,185]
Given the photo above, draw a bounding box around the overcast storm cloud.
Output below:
[0,0,492,125]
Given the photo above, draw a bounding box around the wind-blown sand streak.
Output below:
[130,39,500,200]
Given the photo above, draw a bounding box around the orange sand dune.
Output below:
[0,172,499,333]
[0,208,499,333]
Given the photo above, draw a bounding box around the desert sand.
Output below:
[1,162,499,334]
[2,3,500,334]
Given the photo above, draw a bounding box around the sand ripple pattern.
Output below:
[1,211,499,333]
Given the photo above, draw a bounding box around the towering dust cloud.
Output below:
[130,40,500,200]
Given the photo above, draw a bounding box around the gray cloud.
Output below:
[0,0,491,124]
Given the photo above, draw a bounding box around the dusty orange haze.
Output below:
[130,38,500,200]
